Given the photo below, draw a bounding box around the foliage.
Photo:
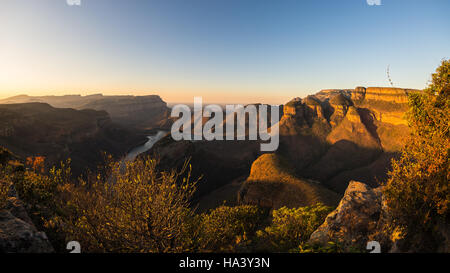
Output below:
[0,166,11,209]
[14,159,70,209]
[296,241,353,253]
[45,156,198,253]
[2,151,338,253]
[255,203,333,252]
[0,148,17,209]
[383,59,450,251]
[196,205,264,252]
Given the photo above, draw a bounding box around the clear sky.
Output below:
[1,0,449,104]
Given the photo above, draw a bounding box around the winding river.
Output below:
[124,130,167,162]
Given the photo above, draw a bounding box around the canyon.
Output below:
[149,86,419,210]
[0,86,418,208]
[0,86,422,252]
[0,94,170,130]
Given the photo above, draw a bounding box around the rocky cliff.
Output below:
[0,103,146,176]
[0,94,170,129]
[276,86,416,193]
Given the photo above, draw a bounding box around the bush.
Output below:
[46,156,198,253]
[196,205,264,252]
[383,59,450,251]
[14,158,70,208]
[255,203,333,252]
[0,170,10,209]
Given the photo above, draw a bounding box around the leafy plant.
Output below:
[255,203,333,252]
[383,59,450,251]
[46,156,198,253]
[196,205,264,252]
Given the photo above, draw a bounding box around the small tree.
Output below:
[383,59,450,251]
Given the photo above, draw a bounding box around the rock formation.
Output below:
[238,153,340,209]
[308,181,450,253]
[275,86,415,193]
[308,181,383,251]
[0,197,54,253]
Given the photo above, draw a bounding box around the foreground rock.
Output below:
[309,181,384,251]
[0,197,53,253]
[309,180,450,253]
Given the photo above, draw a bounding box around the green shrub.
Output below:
[0,170,10,209]
[14,159,70,208]
[255,203,333,252]
[197,205,264,252]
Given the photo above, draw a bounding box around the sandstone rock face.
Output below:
[364,87,413,104]
[351,86,366,102]
[370,108,407,126]
[0,198,53,253]
[329,94,352,127]
[283,100,304,119]
[309,181,383,251]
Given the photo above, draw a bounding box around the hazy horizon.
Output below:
[0,83,421,106]
[1,0,449,104]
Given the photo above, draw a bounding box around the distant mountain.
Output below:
[0,94,170,130]
[0,103,146,176]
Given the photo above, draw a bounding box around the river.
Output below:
[124,130,167,162]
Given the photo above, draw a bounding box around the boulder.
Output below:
[309,181,383,251]
[0,198,54,253]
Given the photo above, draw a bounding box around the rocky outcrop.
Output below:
[351,86,366,102]
[0,197,53,253]
[308,180,450,253]
[309,181,385,251]
[329,94,352,127]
